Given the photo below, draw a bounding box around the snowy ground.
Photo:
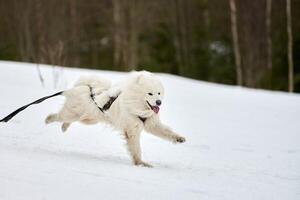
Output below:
[0,61,299,200]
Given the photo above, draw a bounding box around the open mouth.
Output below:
[147,101,160,114]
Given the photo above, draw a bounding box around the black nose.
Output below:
[156,100,162,106]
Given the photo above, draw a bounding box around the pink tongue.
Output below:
[152,106,160,113]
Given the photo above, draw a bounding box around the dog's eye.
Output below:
[158,92,160,95]
[148,93,153,96]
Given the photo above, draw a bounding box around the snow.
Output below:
[0,61,299,200]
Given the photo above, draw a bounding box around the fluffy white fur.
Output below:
[45,71,186,167]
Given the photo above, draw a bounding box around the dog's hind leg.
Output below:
[61,122,71,132]
[45,114,59,124]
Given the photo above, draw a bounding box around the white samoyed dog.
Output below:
[45,71,186,167]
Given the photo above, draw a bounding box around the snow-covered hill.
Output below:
[0,61,299,200]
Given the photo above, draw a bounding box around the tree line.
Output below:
[0,0,299,92]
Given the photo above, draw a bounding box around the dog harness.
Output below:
[88,85,119,113]
[88,85,147,123]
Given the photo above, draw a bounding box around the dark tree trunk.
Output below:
[286,0,294,92]
[237,0,268,88]
[229,0,243,86]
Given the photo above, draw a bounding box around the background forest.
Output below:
[0,0,299,92]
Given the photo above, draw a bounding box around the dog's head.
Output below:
[136,72,164,114]
[123,71,165,117]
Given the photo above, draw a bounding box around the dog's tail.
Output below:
[0,91,64,123]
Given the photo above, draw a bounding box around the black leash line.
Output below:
[0,91,63,123]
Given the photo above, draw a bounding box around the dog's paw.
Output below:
[45,114,55,124]
[61,123,70,132]
[174,136,186,143]
[135,161,153,168]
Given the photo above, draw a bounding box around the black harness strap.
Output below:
[0,91,64,123]
[103,96,117,111]
[88,85,119,112]
[88,86,104,113]
[138,116,147,123]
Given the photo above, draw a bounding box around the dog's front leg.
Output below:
[125,129,153,168]
[145,118,186,144]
